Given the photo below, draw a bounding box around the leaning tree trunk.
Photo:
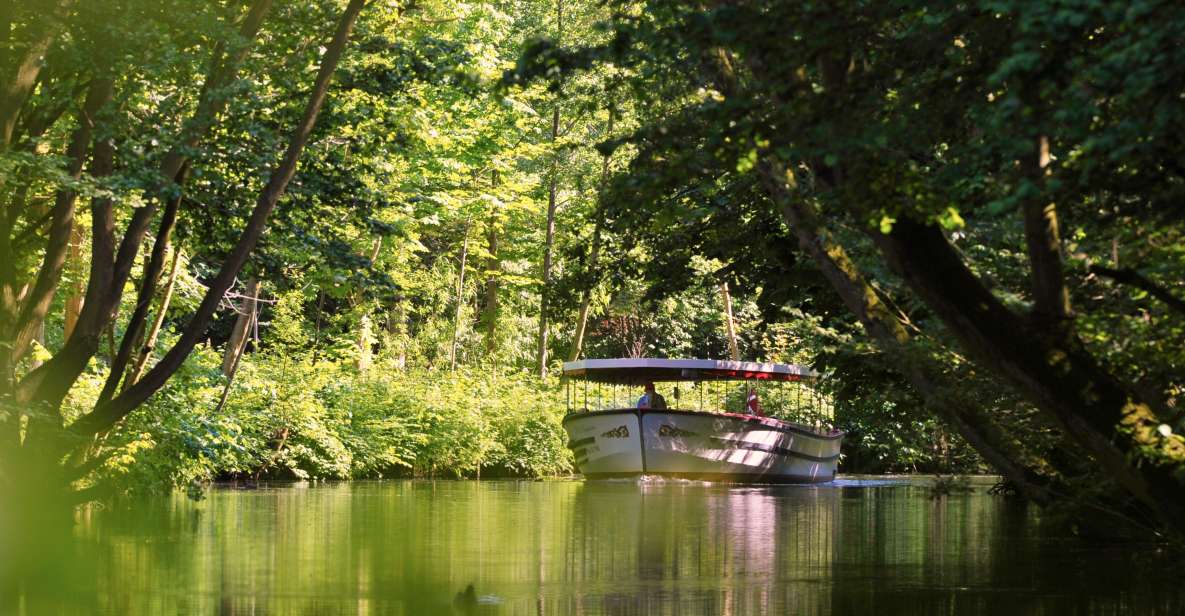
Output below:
[871,217,1185,532]
[13,0,276,424]
[567,212,602,363]
[127,246,183,387]
[756,157,1056,505]
[722,42,1057,504]
[0,0,71,149]
[214,282,260,415]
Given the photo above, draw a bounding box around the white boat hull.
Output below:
[563,409,842,483]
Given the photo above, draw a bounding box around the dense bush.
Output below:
[73,351,572,495]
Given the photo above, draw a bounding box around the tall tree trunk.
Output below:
[6,76,112,367]
[719,281,740,361]
[62,231,85,342]
[537,111,560,378]
[727,46,1056,504]
[1022,134,1071,331]
[311,290,324,365]
[567,212,601,363]
[536,0,563,379]
[389,301,407,371]
[222,278,259,377]
[450,221,471,372]
[97,163,188,405]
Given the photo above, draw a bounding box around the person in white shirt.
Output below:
[637,382,667,410]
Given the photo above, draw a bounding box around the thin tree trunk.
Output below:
[354,237,382,372]
[222,278,260,377]
[568,109,614,363]
[719,281,739,361]
[127,246,183,387]
[390,301,407,370]
[62,234,84,342]
[537,109,560,378]
[481,215,500,357]
[536,0,563,379]
[311,290,324,365]
[567,213,601,363]
[70,0,367,441]
[450,221,471,372]
[1089,264,1185,317]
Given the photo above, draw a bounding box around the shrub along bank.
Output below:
[66,351,572,495]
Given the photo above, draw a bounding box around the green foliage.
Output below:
[91,351,572,493]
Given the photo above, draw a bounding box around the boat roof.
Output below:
[561,358,817,384]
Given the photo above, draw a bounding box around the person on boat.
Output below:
[637,382,667,410]
[745,387,764,416]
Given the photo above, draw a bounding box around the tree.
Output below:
[1,0,370,500]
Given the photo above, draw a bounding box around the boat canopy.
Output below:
[562,358,816,384]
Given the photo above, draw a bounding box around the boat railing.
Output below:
[563,378,837,430]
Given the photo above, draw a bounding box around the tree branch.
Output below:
[871,217,1185,530]
[1089,264,1185,317]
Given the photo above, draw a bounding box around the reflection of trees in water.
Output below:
[67,480,1185,614]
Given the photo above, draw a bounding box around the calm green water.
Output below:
[31,477,1185,614]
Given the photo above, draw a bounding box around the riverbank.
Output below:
[72,355,573,495]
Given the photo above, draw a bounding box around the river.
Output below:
[31,476,1185,614]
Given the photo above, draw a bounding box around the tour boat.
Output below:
[561,358,844,483]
